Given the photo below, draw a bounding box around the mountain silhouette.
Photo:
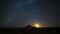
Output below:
[25,25,32,29]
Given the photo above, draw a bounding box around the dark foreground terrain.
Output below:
[0,27,59,34]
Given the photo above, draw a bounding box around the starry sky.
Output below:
[0,0,59,27]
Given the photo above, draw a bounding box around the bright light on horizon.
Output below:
[34,24,40,28]
[32,22,43,28]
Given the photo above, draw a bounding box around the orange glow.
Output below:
[32,22,43,28]
[34,24,40,28]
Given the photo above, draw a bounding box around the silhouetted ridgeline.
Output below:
[0,27,59,34]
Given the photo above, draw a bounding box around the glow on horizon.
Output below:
[32,22,43,28]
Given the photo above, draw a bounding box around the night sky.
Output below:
[0,0,59,27]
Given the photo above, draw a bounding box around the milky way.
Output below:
[0,0,59,27]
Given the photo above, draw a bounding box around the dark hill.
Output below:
[0,26,59,34]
